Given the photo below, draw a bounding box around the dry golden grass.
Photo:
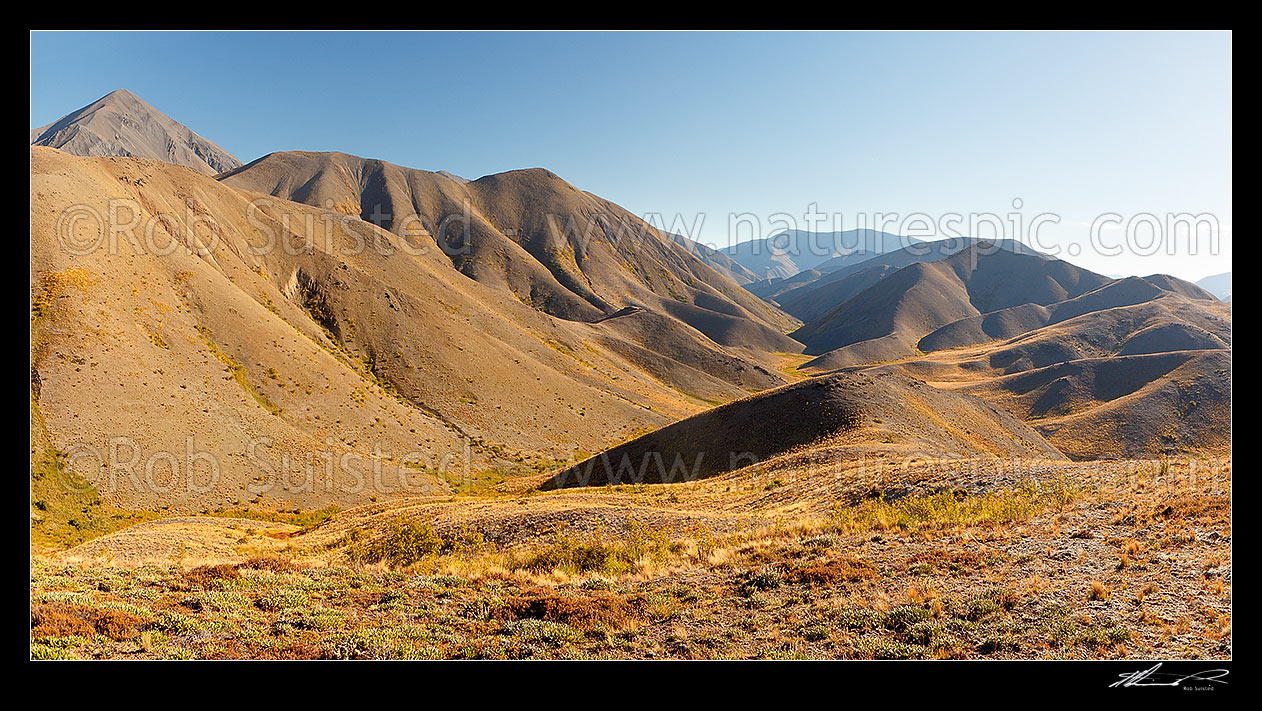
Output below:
[33,456,1230,660]
[788,558,878,587]
[1088,581,1109,601]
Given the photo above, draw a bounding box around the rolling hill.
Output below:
[30,147,806,513]
[917,276,1222,354]
[28,89,1230,515]
[218,151,801,352]
[541,370,1064,489]
[793,244,1112,367]
[668,234,760,285]
[758,238,1048,322]
[828,283,1231,460]
[962,349,1230,460]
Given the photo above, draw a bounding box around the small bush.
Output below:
[789,557,877,587]
[188,590,251,612]
[501,619,584,648]
[800,624,831,642]
[883,605,932,631]
[256,589,311,612]
[501,589,632,632]
[739,568,784,597]
[579,578,617,592]
[275,608,345,632]
[152,610,200,635]
[962,596,1003,621]
[835,480,1077,532]
[31,602,143,642]
[1077,626,1130,648]
[1044,620,1079,647]
[31,643,77,660]
[363,519,447,567]
[850,637,927,659]
[641,591,681,622]
[517,520,680,576]
[184,564,241,588]
[905,621,964,655]
[241,555,300,573]
[833,607,884,630]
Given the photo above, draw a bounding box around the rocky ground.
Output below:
[31,457,1230,660]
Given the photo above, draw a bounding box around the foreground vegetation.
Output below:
[31,460,1231,660]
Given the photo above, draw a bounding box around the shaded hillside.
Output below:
[964,350,1230,460]
[668,234,760,285]
[976,294,1230,373]
[30,89,242,176]
[219,151,800,352]
[762,238,1047,321]
[771,261,901,324]
[745,267,827,301]
[918,276,1224,354]
[833,288,1231,460]
[917,303,1054,354]
[541,371,1063,489]
[1140,274,1218,301]
[30,148,800,513]
[795,245,1110,368]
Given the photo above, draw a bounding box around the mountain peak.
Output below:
[101,88,141,102]
[30,90,242,176]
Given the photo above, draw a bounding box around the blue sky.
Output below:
[30,31,1231,281]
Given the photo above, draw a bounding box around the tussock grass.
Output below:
[352,515,688,581]
[515,520,681,577]
[30,459,1226,660]
[833,479,1080,533]
[788,557,877,587]
[349,519,488,568]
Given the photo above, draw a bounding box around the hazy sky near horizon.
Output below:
[30,31,1231,281]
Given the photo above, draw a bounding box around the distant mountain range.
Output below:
[1196,272,1231,301]
[750,238,1048,322]
[792,243,1113,365]
[719,229,918,280]
[30,87,1232,507]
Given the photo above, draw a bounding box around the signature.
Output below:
[1111,663,1229,688]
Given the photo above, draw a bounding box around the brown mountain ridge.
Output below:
[31,89,242,176]
[30,147,804,512]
